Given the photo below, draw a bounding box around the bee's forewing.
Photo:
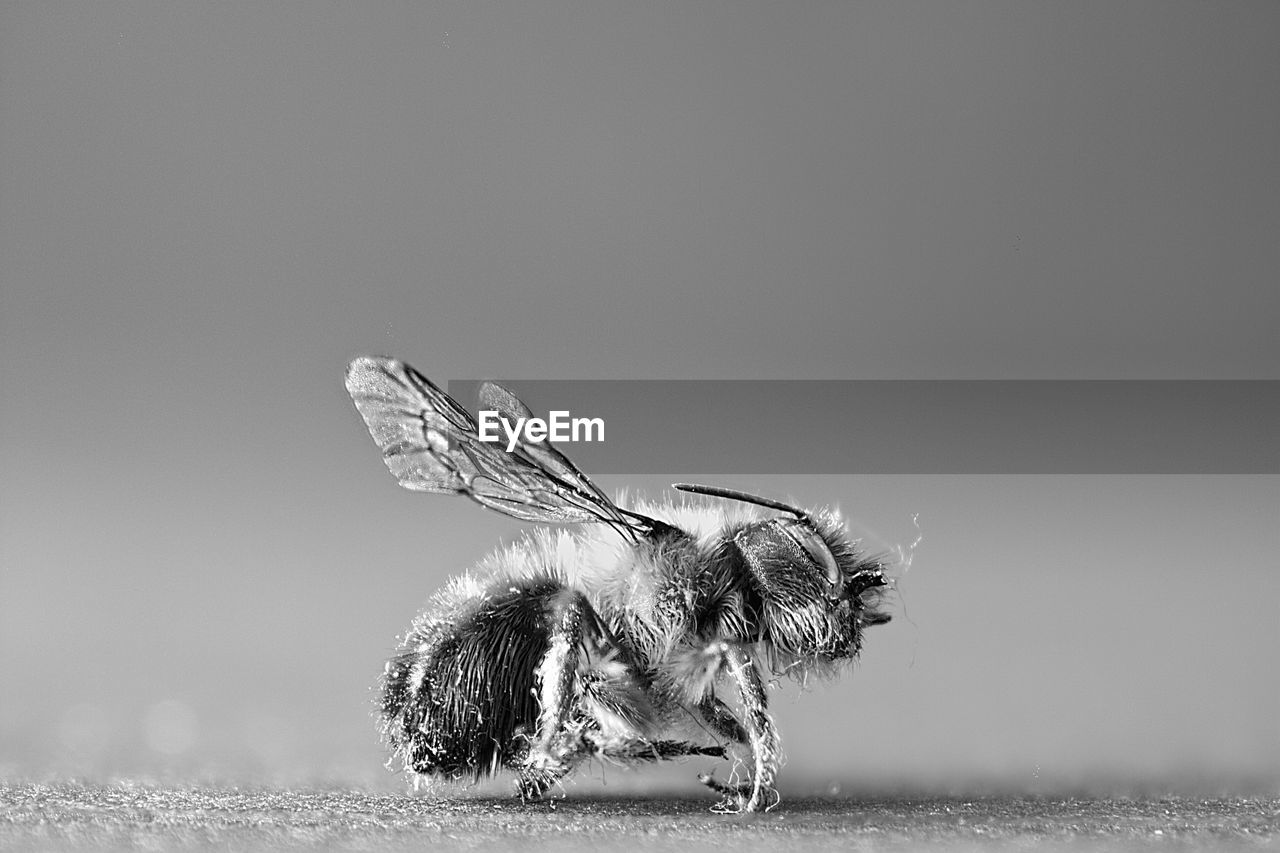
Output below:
[345,356,475,493]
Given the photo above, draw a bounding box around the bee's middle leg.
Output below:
[517,589,592,800]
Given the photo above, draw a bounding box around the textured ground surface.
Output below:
[2,782,1278,852]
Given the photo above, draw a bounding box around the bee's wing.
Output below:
[477,379,622,513]
[345,356,659,537]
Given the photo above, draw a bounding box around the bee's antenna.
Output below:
[672,483,806,518]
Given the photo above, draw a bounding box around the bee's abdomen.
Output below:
[381,575,565,779]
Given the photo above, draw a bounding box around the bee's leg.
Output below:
[516,589,590,800]
[698,694,749,744]
[697,644,780,813]
[593,739,725,762]
[515,760,573,803]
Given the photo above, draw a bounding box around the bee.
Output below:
[345,356,893,812]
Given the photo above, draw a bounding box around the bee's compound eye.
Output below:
[782,520,841,589]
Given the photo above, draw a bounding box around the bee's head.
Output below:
[675,484,892,667]
[733,514,891,663]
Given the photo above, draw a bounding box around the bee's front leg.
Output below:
[517,590,591,800]
[697,644,780,812]
[698,694,750,744]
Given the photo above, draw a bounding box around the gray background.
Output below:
[2,2,1277,793]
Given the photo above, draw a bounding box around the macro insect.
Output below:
[345,356,893,812]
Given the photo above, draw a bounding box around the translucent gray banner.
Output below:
[446,380,1278,474]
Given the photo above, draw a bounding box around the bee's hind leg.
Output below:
[515,760,572,803]
[515,589,593,800]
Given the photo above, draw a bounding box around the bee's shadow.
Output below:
[412,793,724,816]
[402,791,910,819]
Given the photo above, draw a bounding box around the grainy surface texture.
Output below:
[2,783,1277,852]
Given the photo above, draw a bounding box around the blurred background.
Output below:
[2,2,1277,794]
